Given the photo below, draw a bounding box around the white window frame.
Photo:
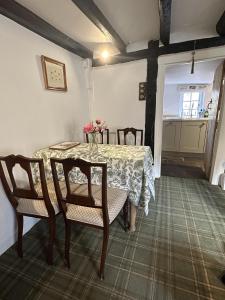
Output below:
[179,90,205,118]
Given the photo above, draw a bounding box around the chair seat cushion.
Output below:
[65,184,128,227]
[16,180,59,217]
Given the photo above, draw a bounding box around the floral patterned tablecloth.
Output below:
[33,143,155,215]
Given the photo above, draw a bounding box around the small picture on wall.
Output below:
[139,82,146,101]
[41,55,67,91]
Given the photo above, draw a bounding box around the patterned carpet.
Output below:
[1,177,225,300]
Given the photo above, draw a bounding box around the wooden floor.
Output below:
[161,151,206,179]
[161,164,206,179]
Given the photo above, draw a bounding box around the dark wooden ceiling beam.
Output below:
[159,36,225,55]
[216,11,225,36]
[159,0,172,45]
[71,0,126,53]
[93,49,150,67]
[93,36,225,67]
[0,0,92,58]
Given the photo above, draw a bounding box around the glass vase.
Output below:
[89,132,98,154]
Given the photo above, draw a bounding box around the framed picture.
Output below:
[49,142,80,151]
[139,82,147,101]
[41,55,67,91]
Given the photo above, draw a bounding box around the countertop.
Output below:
[163,117,211,122]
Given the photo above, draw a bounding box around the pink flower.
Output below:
[83,122,94,133]
[83,120,107,134]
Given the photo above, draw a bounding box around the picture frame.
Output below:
[41,55,67,91]
[49,142,80,151]
[139,82,147,101]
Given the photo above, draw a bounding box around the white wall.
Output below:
[0,15,89,254]
[210,81,225,185]
[91,60,147,141]
[163,84,180,116]
[205,63,224,177]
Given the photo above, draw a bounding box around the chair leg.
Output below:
[123,199,129,232]
[47,217,55,265]
[65,221,71,268]
[130,204,137,232]
[99,227,109,280]
[221,271,225,285]
[16,214,23,258]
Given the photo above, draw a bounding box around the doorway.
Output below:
[161,59,225,179]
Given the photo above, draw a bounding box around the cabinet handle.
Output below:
[199,123,205,128]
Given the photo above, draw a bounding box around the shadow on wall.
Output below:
[0,166,39,255]
[0,181,17,254]
[35,55,45,91]
[66,121,79,141]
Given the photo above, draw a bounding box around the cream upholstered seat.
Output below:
[65,184,128,227]
[50,157,129,279]
[16,181,127,222]
[0,155,60,265]
[16,180,59,217]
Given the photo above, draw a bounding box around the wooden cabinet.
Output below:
[162,121,181,151]
[179,121,207,153]
[162,120,208,153]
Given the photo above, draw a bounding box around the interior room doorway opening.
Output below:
[161,58,225,179]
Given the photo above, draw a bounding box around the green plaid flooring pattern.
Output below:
[0,176,225,299]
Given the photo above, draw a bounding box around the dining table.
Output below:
[33,143,155,231]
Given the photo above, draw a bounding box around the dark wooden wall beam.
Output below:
[0,0,92,58]
[72,0,126,53]
[159,0,172,45]
[217,11,225,36]
[144,40,159,154]
[93,36,225,67]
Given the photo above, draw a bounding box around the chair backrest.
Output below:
[50,158,109,225]
[0,154,54,215]
[117,128,143,145]
[86,129,109,144]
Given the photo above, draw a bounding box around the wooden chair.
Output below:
[50,157,128,279]
[0,154,60,264]
[86,129,109,144]
[117,127,143,145]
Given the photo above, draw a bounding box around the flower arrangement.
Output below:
[83,120,107,152]
[83,119,107,134]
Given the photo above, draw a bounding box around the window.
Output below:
[180,91,204,118]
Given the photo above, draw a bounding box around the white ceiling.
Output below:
[94,0,160,44]
[171,0,225,43]
[14,0,225,56]
[165,59,223,85]
[16,0,109,49]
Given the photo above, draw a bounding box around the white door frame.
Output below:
[154,45,225,179]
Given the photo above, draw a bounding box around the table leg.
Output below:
[130,203,137,232]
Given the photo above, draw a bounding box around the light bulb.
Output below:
[101,50,109,60]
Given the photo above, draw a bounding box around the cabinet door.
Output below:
[162,121,181,151]
[179,121,207,153]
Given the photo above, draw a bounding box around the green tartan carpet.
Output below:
[1,177,225,300]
